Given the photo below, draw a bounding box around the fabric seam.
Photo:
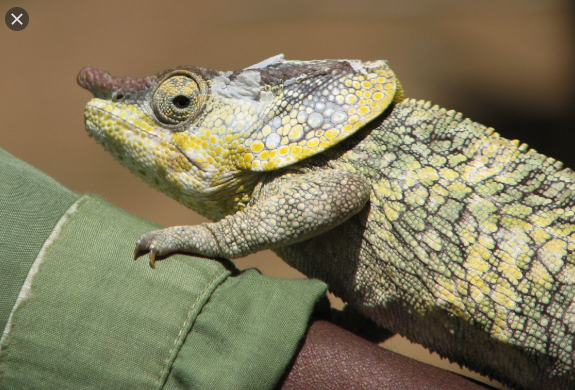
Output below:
[155,267,230,389]
[0,196,85,350]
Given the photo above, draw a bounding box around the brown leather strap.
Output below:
[278,319,496,390]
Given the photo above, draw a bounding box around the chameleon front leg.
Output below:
[134,169,371,268]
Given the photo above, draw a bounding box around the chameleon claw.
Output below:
[134,239,147,260]
[149,249,157,269]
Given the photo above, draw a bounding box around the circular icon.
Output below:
[5,7,29,31]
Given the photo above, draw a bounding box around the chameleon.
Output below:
[77,54,575,390]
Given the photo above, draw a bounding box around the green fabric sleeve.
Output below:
[0,148,80,331]
[0,148,327,389]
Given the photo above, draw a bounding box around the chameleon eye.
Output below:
[152,75,201,124]
[172,95,190,109]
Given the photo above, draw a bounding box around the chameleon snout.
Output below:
[77,66,156,100]
[77,66,116,99]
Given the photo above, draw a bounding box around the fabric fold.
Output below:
[0,148,327,389]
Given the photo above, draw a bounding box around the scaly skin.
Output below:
[78,55,575,390]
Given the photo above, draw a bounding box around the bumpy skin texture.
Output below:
[79,56,575,390]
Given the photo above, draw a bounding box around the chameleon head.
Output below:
[78,55,402,217]
[78,64,243,218]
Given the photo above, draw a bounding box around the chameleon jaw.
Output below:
[84,99,159,136]
[83,99,182,178]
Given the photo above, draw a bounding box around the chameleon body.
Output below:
[78,55,575,390]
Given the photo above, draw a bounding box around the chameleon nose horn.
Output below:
[77,66,156,99]
[77,66,117,99]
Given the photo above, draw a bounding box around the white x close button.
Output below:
[5,7,29,31]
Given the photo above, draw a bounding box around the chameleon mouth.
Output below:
[84,99,209,173]
[84,99,161,141]
[83,99,171,172]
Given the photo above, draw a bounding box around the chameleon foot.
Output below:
[134,227,185,269]
[134,226,211,269]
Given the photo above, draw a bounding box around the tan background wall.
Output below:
[2,1,575,388]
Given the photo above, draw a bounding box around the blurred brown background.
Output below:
[1,1,574,387]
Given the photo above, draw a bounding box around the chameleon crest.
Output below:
[212,54,402,171]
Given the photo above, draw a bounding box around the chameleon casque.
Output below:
[78,55,575,390]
